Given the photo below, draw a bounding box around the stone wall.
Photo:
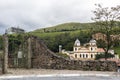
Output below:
[30,36,117,71]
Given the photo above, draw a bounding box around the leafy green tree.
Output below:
[92,4,120,59]
[97,39,107,48]
[95,53,114,60]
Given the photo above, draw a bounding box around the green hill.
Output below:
[30,22,120,55]
[33,22,95,33]
[30,22,95,52]
[30,22,96,39]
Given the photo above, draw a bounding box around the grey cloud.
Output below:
[0,0,120,34]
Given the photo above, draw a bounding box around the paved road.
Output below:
[1,76,120,80]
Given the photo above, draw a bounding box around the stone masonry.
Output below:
[30,36,118,71]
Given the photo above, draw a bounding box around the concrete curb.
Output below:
[0,73,120,79]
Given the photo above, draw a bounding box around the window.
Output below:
[86,54,88,58]
[91,54,93,58]
[83,54,85,58]
[91,48,93,51]
[75,48,77,51]
[75,54,77,58]
[80,54,81,58]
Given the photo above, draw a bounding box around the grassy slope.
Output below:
[31,22,94,38]
[114,47,120,56]
[31,30,81,38]
[34,22,95,33]
[30,22,120,55]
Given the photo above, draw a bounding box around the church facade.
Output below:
[62,39,118,60]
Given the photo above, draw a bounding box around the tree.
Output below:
[95,53,114,60]
[92,4,120,59]
[97,39,107,48]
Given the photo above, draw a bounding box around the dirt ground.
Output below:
[0,68,119,76]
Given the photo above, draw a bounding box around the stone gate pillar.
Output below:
[2,34,8,74]
[27,37,32,69]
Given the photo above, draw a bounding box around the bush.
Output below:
[95,53,114,60]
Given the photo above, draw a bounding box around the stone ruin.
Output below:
[29,36,118,71]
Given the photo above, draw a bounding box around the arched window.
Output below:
[80,54,81,58]
[86,54,88,58]
[91,54,93,58]
[91,47,93,51]
[75,48,77,51]
[75,54,77,58]
[83,54,85,58]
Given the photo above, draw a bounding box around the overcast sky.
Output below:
[0,0,120,34]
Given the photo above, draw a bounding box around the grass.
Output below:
[30,30,83,38]
[33,22,95,33]
[30,22,120,57]
[114,47,120,55]
[30,31,65,38]
[56,52,69,58]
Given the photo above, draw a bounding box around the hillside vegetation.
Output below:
[30,22,96,51]
[30,22,120,55]
[34,22,95,33]
[0,22,120,58]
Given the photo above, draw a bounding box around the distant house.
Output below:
[92,32,120,41]
[62,39,119,60]
[6,27,25,34]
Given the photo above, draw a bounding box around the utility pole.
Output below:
[2,34,8,74]
[27,37,31,69]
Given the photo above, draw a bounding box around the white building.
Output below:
[6,27,25,34]
[62,39,119,60]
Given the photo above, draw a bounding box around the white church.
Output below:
[61,39,119,60]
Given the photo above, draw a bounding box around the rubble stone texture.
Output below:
[30,36,118,71]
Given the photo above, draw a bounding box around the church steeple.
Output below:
[89,39,97,51]
[89,39,96,46]
[74,39,80,47]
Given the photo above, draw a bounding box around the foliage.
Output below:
[95,53,114,60]
[97,39,107,48]
[7,33,30,55]
[92,4,120,59]
[0,22,120,58]
[31,30,92,52]
[114,47,120,57]
[34,22,95,33]
[0,35,3,50]
[30,22,120,53]
[56,53,69,58]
